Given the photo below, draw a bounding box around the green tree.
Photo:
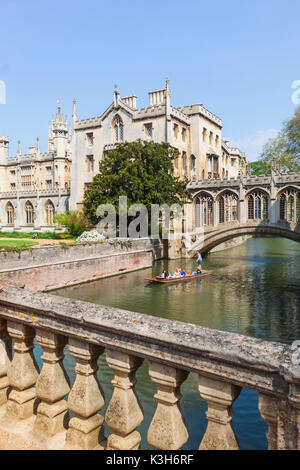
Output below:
[260,106,300,172]
[55,211,91,237]
[250,160,271,176]
[83,140,191,225]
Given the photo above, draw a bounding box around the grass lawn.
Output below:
[0,231,74,240]
[0,240,39,247]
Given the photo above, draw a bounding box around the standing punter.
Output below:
[195,251,203,273]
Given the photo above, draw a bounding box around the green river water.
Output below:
[53,237,300,450]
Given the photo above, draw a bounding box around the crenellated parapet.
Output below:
[0,285,298,450]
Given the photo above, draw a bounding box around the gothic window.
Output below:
[194,193,214,228]
[145,123,153,138]
[182,152,187,177]
[202,128,207,142]
[247,191,268,220]
[112,115,124,142]
[25,201,34,225]
[173,124,179,139]
[86,133,94,146]
[190,155,196,171]
[279,188,300,222]
[45,200,55,225]
[6,202,14,225]
[218,191,238,223]
[87,155,94,173]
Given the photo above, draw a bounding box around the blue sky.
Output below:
[0,0,299,160]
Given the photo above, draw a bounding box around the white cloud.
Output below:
[226,129,279,162]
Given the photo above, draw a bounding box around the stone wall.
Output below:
[0,238,164,291]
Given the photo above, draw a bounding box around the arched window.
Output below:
[112,115,124,142]
[45,200,55,225]
[6,202,14,225]
[279,188,300,222]
[194,193,214,227]
[25,201,34,225]
[247,191,268,220]
[182,152,187,177]
[218,191,238,223]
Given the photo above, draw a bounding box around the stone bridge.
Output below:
[185,166,300,255]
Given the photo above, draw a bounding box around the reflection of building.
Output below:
[0,79,246,231]
[0,104,71,231]
[70,79,246,210]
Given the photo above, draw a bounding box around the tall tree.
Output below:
[83,140,191,225]
[250,160,271,176]
[260,106,300,171]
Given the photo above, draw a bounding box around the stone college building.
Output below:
[0,79,246,231]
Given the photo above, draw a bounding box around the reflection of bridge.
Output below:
[186,166,300,254]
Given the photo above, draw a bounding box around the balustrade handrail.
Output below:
[0,285,297,398]
[0,285,299,450]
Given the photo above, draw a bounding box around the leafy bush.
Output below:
[54,211,91,237]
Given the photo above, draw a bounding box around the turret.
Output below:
[52,101,69,157]
[72,98,77,126]
[0,136,9,165]
[114,84,120,107]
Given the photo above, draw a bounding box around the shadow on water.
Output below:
[47,236,300,450]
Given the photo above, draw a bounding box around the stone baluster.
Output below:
[66,339,106,450]
[147,362,189,450]
[276,400,299,450]
[105,350,143,450]
[258,393,278,450]
[0,319,12,406]
[7,321,39,419]
[34,329,70,437]
[198,375,241,450]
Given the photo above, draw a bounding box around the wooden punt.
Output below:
[146,270,212,284]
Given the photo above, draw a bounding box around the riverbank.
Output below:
[0,238,164,290]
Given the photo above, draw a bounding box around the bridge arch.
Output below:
[276,184,300,197]
[245,186,271,198]
[189,223,300,256]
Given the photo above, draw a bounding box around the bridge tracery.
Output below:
[194,192,214,227]
[217,191,238,223]
[279,187,300,223]
[247,190,268,221]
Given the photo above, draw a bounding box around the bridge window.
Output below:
[195,194,213,227]
[279,188,300,222]
[218,192,238,223]
[248,191,268,220]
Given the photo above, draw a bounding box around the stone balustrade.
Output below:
[0,285,299,450]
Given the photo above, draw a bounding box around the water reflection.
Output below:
[53,237,300,450]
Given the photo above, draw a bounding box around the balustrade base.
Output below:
[66,414,106,450]
[199,421,240,450]
[6,388,36,420]
[107,430,141,450]
[34,400,69,437]
[0,377,10,406]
